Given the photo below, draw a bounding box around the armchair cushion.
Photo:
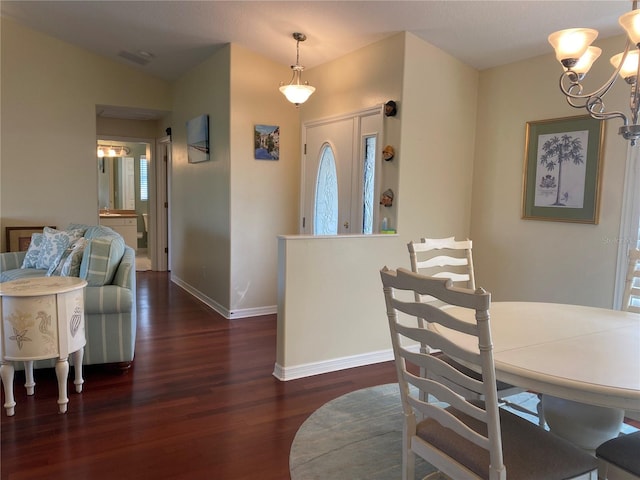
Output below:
[80,234,125,286]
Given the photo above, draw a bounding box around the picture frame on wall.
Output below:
[522,115,605,224]
[254,125,280,160]
[187,114,210,163]
[6,226,55,252]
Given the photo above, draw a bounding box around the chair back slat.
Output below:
[408,237,475,291]
[623,249,640,314]
[390,297,478,336]
[400,347,485,396]
[395,323,480,367]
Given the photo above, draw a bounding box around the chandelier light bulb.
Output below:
[568,46,601,76]
[548,28,598,68]
[611,50,640,82]
[619,9,640,46]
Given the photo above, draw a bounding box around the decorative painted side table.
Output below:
[0,277,87,416]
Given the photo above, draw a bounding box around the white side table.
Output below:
[0,277,87,416]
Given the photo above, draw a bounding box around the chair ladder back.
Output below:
[408,237,476,290]
[380,267,505,478]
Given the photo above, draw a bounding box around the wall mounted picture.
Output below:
[254,125,280,160]
[522,115,604,224]
[6,226,56,252]
[187,114,210,163]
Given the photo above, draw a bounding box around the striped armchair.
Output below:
[0,244,137,371]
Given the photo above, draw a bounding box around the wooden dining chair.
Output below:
[622,248,640,314]
[621,249,640,424]
[596,431,640,480]
[380,267,598,480]
[407,237,525,403]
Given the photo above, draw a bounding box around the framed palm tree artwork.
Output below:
[522,115,605,224]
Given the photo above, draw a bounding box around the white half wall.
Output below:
[275,234,405,379]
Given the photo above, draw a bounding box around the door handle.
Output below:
[343,221,349,229]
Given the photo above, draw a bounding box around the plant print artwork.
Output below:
[534,129,588,209]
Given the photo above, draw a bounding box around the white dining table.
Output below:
[438,301,640,450]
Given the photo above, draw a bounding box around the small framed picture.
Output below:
[254,125,280,160]
[522,115,605,224]
[187,114,210,163]
[5,226,55,252]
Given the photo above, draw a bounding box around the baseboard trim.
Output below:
[273,349,396,381]
[170,274,276,319]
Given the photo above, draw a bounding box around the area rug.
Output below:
[289,383,544,480]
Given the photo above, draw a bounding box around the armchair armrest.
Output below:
[0,251,26,273]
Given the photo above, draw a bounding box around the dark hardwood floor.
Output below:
[1,272,397,480]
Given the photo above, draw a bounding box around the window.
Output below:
[140,156,148,201]
[314,145,338,235]
[362,136,376,234]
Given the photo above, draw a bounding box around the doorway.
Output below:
[96,136,169,271]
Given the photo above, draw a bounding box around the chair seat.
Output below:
[596,431,640,475]
[417,404,597,479]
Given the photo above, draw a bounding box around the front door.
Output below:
[303,117,356,234]
[301,106,384,235]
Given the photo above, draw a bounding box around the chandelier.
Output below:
[279,32,316,106]
[548,1,640,145]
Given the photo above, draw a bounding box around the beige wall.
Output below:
[170,44,300,316]
[398,32,478,240]
[96,117,166,140]
[170,45,233,312]
[276,33,480,377]
[229,45,301,314]
[471,34,630,308]
[0,18,171,250]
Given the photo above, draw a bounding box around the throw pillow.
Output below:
[35,227,84,270]
[79,235,126,286]
[21,233,45,269]
[47,237,87,277]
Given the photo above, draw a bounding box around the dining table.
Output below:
[436,301,640,451]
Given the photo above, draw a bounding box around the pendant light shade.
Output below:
[280,33,315,106]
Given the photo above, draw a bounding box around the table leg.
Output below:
[55,357,69,414]
[24,360,35,395]
[72,348,84,393]
[0,361,16,416]
[541,395,624,452]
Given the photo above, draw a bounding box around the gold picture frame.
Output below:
[522,115,605,224]
[5,226,55,252]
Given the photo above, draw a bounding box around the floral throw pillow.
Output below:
[47,237,87,277]
[21,233,45,269]
[35,227,84,270]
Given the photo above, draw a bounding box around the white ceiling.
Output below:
[1,1,630,112]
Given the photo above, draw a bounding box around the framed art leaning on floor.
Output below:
[522,115,605,224]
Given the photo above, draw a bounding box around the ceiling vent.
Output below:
[117,50,152,66]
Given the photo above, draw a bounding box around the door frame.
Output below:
[154,136,171,271]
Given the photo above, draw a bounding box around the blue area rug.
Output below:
[289,383,548,480]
